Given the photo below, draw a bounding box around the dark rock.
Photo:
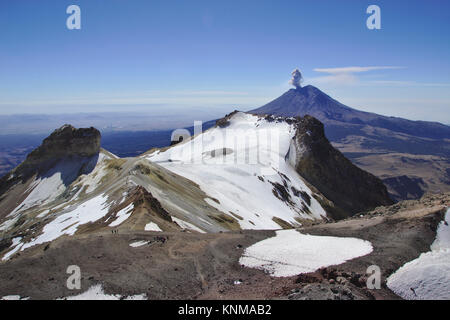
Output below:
[287,116,393,219]
[23,124,100,170]
[270,181,293,205]
[215,110,239,128]
[131,186,172,222]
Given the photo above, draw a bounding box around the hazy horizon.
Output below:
[1,0,449,125]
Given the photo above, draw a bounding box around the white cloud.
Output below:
[308,73,359,86]
[309,66,404,86]
[313,66,403,74]
[369,80,450,87]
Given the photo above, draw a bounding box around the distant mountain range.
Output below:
[251,85,450,201]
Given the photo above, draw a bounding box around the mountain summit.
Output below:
[253,85,355,123]
[0,124,102,203]
[251,84,450,201]
[252,85,450,141]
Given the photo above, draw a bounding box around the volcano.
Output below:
[251,85,450,201]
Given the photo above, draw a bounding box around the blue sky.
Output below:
[0,0,449,123]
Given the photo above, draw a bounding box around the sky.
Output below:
[0,0,449,124]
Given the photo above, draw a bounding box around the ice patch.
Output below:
[2,237,24,261]
[108,203,134,227]
[0,216,19,232]
[387,208,450,299]
[129,240,149,247]
[59,284,146,300]
[144,222,162,232]
[240,229,373,277]
[36,209,50,219]
[1,295,29,300]
[172,216,205,233]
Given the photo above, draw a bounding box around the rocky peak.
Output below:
[0,125,101,200]
[287,115,393,219]
[24,124,101,167]
[215,110,240,128]
[130,186,172,222]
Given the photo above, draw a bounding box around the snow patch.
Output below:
[172,216,205,233]
[1,295,29,300]
[2,237,24,261]
[144,222,162,232]
[108,203,134,227]
[8,156,100,217]
[59,284,146,300]
[20,194,110,250]
[36,209,50,218]
[387,208,450,300]
[75,152,112,195]
[240,229,373,277]
[129,240,149,248]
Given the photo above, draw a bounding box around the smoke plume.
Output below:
[290,68,303,89]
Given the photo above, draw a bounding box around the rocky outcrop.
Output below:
[287,116,393,219]
[0,125,101,198]
[130,186,172,222]
[215,110,239,128]
[23,124,100,169]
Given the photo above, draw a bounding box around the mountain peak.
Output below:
[4,124,101,182]
[27,124,101,163]
[0,125,102,207]
[251,84,350,118]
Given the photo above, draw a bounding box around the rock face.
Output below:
[24,124,101,169]
[0,125,101,197]
[130,186,172,222]
[215,110,239,128]
[287,116,393,219]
